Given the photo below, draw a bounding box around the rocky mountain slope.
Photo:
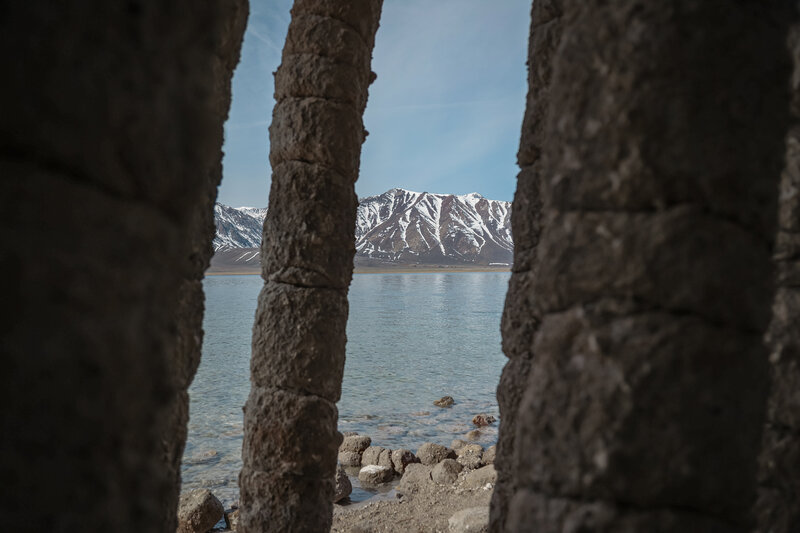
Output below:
[211,188,512,269]
[213,203,265,250]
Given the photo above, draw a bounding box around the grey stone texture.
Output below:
[341,435,372,453]
[756,13,800,533]
[432,458,464,485]
[358,465,394,486]
[391,448,419,475]
[334,464,352,503]
[449,507,490,533]
[0,1,246,532]
[177,489,225,533]
[238,1,383,532]
[492,1,793,532]
[417,443,458,465]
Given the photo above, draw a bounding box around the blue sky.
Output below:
[219,0,530,207]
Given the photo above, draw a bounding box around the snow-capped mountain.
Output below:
[355,188,512,264]
[213,203,266,250]
[212,188,513,266]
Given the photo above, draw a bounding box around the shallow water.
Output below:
[181,271,510,506]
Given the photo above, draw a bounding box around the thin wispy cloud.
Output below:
[218,0,530,207]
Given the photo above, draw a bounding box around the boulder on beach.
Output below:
[341,431,359,437]
[462,465,497,489]
[483,445,496,465]
[448,506,490,533]
[432,458,463,485]
[434,396,455,407]
[471,414,496,427]
[417,443,457,465]
[177,489,224,533]
[358,464,394,485]
[397,463,434,496]
[338,450,362,467]
[334,464,352,503]
[456,444,483,458]
[456,443,484,470]
[391,448,419,475]
[361,445,387,466]
[340,435,371,453]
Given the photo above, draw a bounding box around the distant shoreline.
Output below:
[206,265,511,276]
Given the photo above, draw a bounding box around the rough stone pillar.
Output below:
[239,1,382,531]
[494,2,792,531]
[158,6,249,530]
[491,1,562,531]
[0,2,246,531]
[756,15,800,533]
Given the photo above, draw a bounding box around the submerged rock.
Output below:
[334,464,352,502]
[471,414,496,427]
[177,489,224,533]
[432,458,463,485]
[448,506,490,533]
[358,464,394,485]
[417,443,457,465]
[434,396,455,407]
[391,448,419,475]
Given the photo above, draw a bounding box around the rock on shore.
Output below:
[177,489,224,533]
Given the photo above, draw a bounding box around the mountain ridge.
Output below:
[211,188,513,271]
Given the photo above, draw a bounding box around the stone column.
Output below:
[158,5,249,529]
[495,1,793,531]
[0,1,246,531]
[756,13,800,533]
[239,1,382,531]
[491,1,562,531]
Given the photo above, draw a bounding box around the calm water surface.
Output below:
[182,272,510,505]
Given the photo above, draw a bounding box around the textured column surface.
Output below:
[158,5,248,530]
[756,15,800,533]
[494,1,792,531]
[491,1,562,531]
[239,1,382,531]
[0,2,246,531]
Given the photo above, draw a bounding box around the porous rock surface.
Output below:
[239,1,383,532]
[491,1,792,531]
[390,448,419,475]
[433,458,464,485]
[177,489,224,533]
[0,1,246,531]
[359,465,394,486]
[340,435,372,453]
[334,464,352,503]
[417,443,457,465]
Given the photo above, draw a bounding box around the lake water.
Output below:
[181,272,510,506]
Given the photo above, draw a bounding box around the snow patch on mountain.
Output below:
[213,188,513,265]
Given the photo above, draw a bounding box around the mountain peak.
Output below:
[213,188,513,265]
